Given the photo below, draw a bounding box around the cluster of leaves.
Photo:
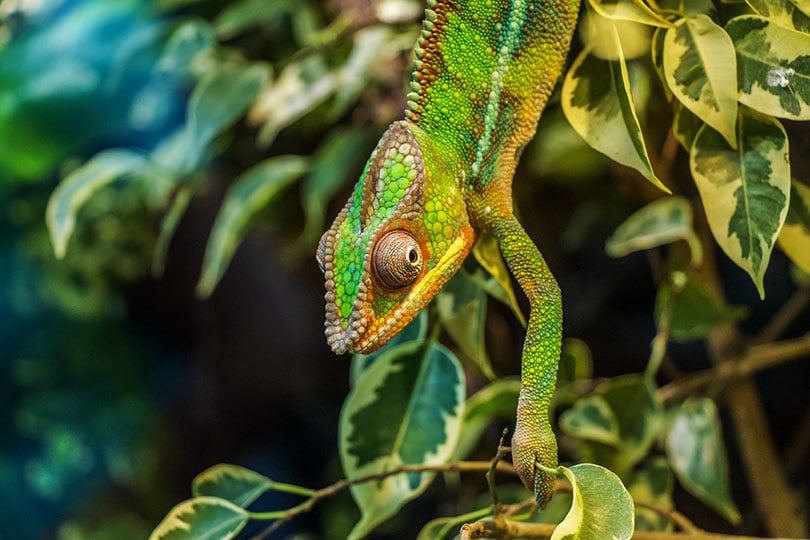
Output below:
[42,0,810,538]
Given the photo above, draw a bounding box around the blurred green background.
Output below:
[1,0,807,539]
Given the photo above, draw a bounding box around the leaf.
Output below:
[666,398,741,523]
[587,0,671,28]
[452,379,520,461]
[664,15,738,147]
[626,457,675,531]
[745,0,810,33]
[557,338,594,387]
[690,107,790,298]
[252,55,338,147]
[47,149,151,259]
[655,274,747,341]
[191,464,273,508]
[727,15,810,120]
[581,9,652,61]
[152,186,193,277]
[186,63,270,168]
[559,395,622,446]
[578,375,665,476]
[672,103,703,152]
[196,155,309,297]
[777,180,810,273]
[437,269,493,380]
[340,341,465,539]
[300,128,373,248]
[349,311,428,384]
[149,497,248,540]
[552,463,635,540]
[562,25,669,193]
[213,0,294,39]
[606,196,702,264]
[156,19,215,78]
[471,233,526,327]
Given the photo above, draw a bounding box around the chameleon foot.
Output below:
[511,416,557,507]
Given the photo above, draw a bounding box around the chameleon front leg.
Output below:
[488,213,562,507]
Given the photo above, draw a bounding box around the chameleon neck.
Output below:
[406,0,580,190]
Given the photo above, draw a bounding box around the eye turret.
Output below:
[372,230,423,290]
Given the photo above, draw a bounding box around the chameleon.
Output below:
[317,0,579,506]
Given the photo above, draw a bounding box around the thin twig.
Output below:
[249,460,517,539]
[487,428,511,514]
[752,287,810,345]
[634,500,700,533]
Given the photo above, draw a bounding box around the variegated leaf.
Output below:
[149,497,248,540]
[745,0,810,31]
[777,180,810,274]
[664,15,738,147]
[340,341,465,539]
[562,24,668,192]
[587,0,671,28]
[690,108,790,298]
[727,15,810,120]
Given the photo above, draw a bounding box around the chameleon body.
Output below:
[318,0,579,506]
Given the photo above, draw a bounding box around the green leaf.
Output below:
[152,186,193,277]
[745,0,810,33]
[552,463,635,540]
[340,341,465,539]
[157,20,215,77]
[191,464,273,508]
[213,0,294,39]
[672,103,703,152]
[651,27,673,101]
[557,338,594,387]
[777,180,810,274]
[562,25,669,193]
[690,108,790,298]
[727,15,810,120]
[300,128,374,248]
[349,311,428,384]
[666,398,741,524]
[47,149,152,259]
[664,15,738,147]
[560,395,622,446]
[606,196,702,264]
[579,375,664,476]
[655,274,747,341]
[626,457,675,531]
[472,233,526,327]
[196,155,309,297]
[185,63,270,168]
[437,269,493,380]
[452,378,520,461]
[149,497,248,540]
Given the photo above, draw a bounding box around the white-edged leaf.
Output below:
[149,497,248,540]
[562,24,668,193]
[777,180,810,274]
[727,15,810,120]
[340,341,465,539]
[626,457,675,532]
[192,464,273,508]
[47,149,152,259]
[552,463,634,540]
[472,233,526,327]
[666,398,741,523]
[196,155,309,297]
[349,311,428,384]
[664,15,738,147]
[559,395,622,446]
[606,196,702,264]
[690,108,790,298]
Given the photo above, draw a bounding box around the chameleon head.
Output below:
[317,120,474,354]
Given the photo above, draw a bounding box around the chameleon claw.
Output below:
[511,415,558,508]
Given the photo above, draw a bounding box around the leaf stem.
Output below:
[269,481,317,497]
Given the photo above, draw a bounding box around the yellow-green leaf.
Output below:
[664,15,738,147]
[149,497,248,540]
[727,15,810,120]
[606,196,701,264]
[777,180,810,273]
[552,463,635,540]
[192,464,273,508]
[690,108,790,298]
[587,0,672,28]
[562,24,668,193]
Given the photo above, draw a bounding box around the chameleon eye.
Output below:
[373,230,423,290]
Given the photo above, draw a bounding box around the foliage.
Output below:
[5,0,808,538]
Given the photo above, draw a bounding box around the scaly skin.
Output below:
[318,0,579,506]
